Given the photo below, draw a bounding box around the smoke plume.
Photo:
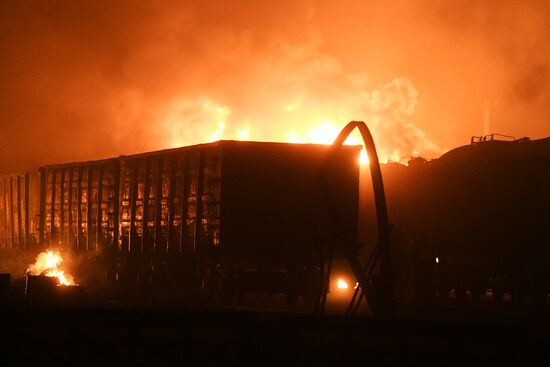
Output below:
[1,0,550,173]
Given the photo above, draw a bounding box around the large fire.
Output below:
[162,78,442,165]
[284,121,370,164]
[27,251,75,286]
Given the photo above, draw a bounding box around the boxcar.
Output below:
[0,141,360,305]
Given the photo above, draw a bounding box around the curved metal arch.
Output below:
[319,121,394,316]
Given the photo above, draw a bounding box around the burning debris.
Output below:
[26,251,75,286]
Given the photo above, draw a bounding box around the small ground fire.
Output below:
[26,251,75,286]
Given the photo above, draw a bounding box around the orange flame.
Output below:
[161,78,442,165]
[285,121,369,164]
[27,250,75,286]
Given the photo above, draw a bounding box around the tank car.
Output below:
[381,135,550,309]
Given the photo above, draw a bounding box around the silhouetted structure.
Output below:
[383,135,550,310]
[0,141,359,306]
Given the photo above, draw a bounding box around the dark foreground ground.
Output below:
[0,306,549,366]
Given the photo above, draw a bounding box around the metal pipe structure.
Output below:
[319,120,395,317]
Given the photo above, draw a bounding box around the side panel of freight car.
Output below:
[118,146,221,258]
[0,172,38,250]
[119,153,177,255]
[219,142,360,267]
[42,159,119,252]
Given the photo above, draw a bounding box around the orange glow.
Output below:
[285,120,370,164]
[27,250,75,286]
[4,1,547,177]
[160,78,443,166]
[337,278,349,289]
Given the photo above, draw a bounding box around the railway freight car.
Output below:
[0,141,360,306]
[382,135,550,310]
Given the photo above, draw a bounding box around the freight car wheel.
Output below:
[492,287,504,304]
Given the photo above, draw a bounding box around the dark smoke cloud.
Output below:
[1,0,549,173]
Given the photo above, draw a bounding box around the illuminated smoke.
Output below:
[1,1,549,173]
[161,76,440,163]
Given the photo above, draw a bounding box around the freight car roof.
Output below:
[118,140,361,160]
[1,140,362,177]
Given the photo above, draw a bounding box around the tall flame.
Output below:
[27,250,75,286]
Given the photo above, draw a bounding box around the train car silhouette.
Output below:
[0,141,359,307]
[382,135,550,309]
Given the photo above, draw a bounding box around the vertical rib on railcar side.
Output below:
[24,173,29,249]
[167,154,177,253]
[0,178,6,249]
[85,165,92,251]
[153,156,163,254]
[179,154,190,254]
[8,177,15,249]
[112,162,120,251]
[16,176,22,249]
